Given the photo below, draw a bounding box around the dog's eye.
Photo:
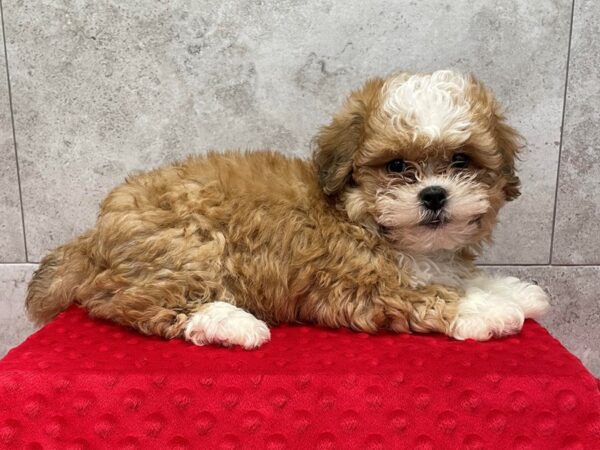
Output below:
[451,153,470,169]
[386,159,406,173]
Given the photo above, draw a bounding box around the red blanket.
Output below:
[0,306,599,449]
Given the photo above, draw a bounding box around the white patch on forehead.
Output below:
[382,70,472,145]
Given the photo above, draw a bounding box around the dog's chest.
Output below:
[399,252,471,288]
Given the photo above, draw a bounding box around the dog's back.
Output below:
[26,150,323,331]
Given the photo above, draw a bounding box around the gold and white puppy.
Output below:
[26,70,549,348]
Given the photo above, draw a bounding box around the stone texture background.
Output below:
[0,1,598,374]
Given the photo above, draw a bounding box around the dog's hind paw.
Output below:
[184,302,271,349]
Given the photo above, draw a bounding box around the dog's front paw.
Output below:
[451,290,524,341]
[184,302,271,349]
[513,282,550,319]
[464,274,551,322]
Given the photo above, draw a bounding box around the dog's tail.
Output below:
[26,232,94,325]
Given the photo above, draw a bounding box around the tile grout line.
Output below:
[548,0,576,265]
[0,0,29,262]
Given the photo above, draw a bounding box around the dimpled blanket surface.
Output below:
[0,307,599,450]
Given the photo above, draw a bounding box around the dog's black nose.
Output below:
[419,186,447,211]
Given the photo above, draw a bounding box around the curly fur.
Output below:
[26,69,548,347]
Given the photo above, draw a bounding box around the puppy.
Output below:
[26,70,549,349]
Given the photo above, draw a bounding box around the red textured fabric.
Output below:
[1,306,599,449]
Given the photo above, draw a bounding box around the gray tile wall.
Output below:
[0,5,25,263]
[553,0,600,264]
[0,1,598,375]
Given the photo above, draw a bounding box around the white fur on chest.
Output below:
[399,251,472,288]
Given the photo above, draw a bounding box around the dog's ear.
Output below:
[313,78,383,195]
[494,116,522,201]
[469,76,522,202]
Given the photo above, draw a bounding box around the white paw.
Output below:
[184,302,271,349]
[512,283,550,319]
[464,274,550,320]
[451,289,524,341]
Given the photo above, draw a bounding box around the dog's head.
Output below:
[313,70,521,253]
